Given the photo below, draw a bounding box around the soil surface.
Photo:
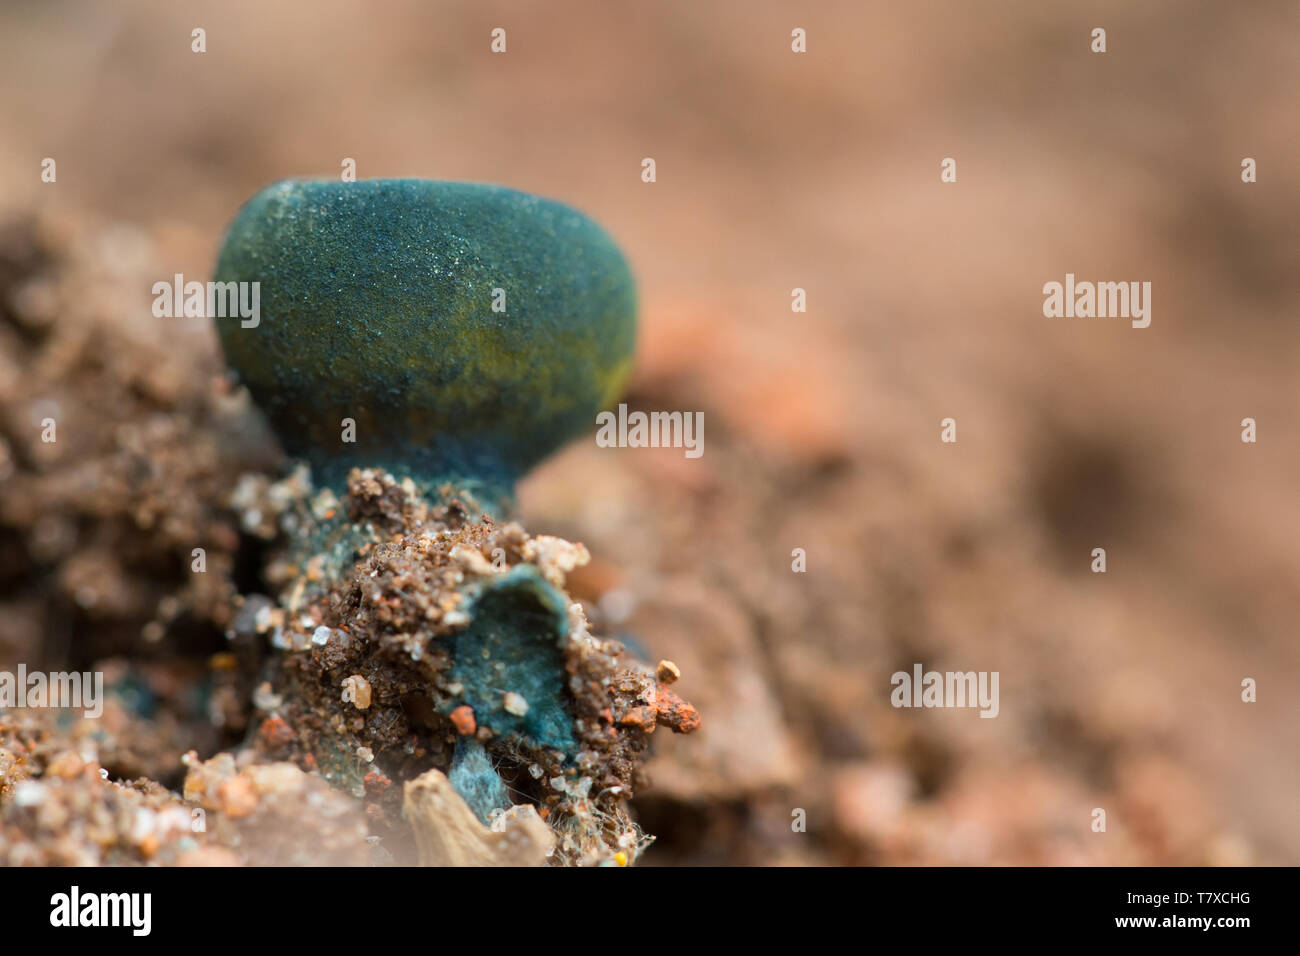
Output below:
[1,0,1298,865]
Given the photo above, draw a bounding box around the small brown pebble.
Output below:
[617,705,657,732]
[654,687,702,734]
[208,652,238,671]
[258,714,296,749]
[217,775,258,818]
[45,751,86,780]
[656,659,681,684]
[341,674,372,710]
[450,705,477,736]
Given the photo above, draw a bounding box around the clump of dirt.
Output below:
[0,213,285,789]
[0,213,281,674]
[0,710,370,866]
[237,466,697,865]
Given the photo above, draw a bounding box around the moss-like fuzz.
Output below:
[213,178,636,501]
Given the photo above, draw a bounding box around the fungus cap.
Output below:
[214,178,636,500]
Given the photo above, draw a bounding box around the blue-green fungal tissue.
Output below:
[213,178,636,505]
[445,564,577,752]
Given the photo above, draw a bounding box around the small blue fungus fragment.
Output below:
[443,565,575,753]
[447,738,513,826]
[110,671,158,720]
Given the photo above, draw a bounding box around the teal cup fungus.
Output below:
[209,181,679,852]
[213,178,636,509]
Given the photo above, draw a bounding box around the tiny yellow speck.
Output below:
[614,851,628,867]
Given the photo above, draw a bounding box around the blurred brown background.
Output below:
[1,0,1297,864]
